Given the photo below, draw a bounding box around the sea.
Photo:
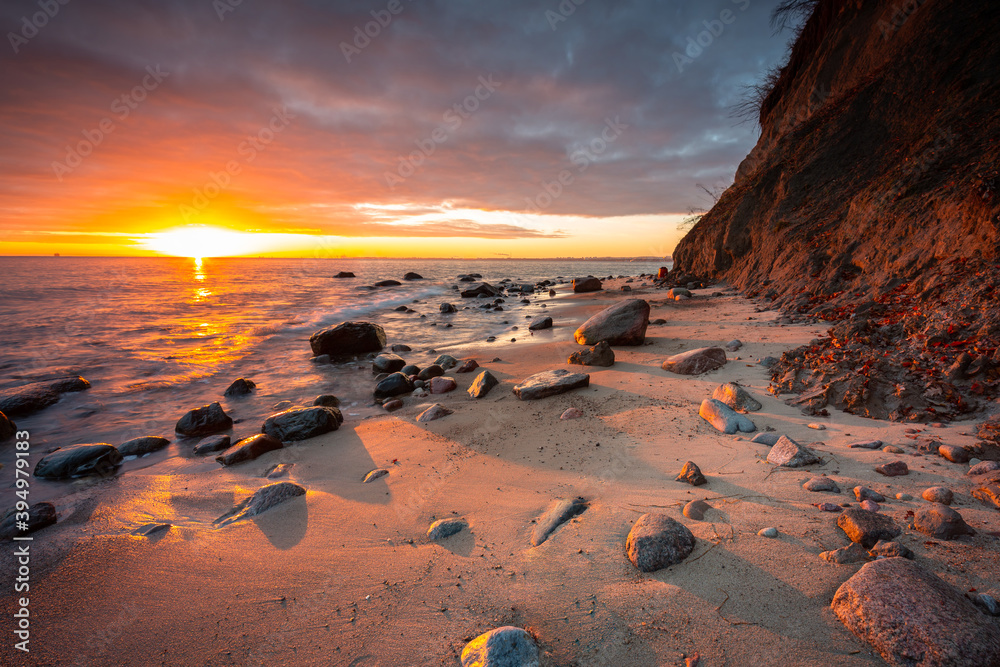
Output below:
[0,256,668,505]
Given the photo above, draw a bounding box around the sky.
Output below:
[0,0,793,258]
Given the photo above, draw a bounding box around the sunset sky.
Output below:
[0,0,790,258]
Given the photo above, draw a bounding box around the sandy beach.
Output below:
[3,280,998,666]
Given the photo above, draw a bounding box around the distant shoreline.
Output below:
[0,255,673,262]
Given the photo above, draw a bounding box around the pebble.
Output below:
[676,461,707,486]
[363,469,389,483]
[896,493,913,501]
[921,486,953,505]
[875,460,909,477]
[816,502,843,512]
[882,445,904,454]
[427,517,467,540]
[383,399,403,412]
[849,440,883,449]
[683,499,711,521]
[560,407,583,420]
[860,499,880,512]
[855,486,885,503]
[938,444,971,463]
[807,423,826,430]
[803,477,841,493]
[758,527,778,538]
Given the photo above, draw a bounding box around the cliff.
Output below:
[672,0,1000,422]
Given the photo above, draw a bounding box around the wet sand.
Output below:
[2,280,997,666]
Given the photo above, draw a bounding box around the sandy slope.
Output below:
[2,281,997,666]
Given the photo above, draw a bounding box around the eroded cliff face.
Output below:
[672,0,1000,422]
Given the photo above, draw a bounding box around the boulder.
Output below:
[972,482,1000,509]
[417,365,445,381]
[0,410,15,440]
[433,355,458,370]
[175,402,233,437]
[969,460,1000,476]
[193,434,231,456]
[832,558,1000,667]
[876,460,909,477]
[374,372,416,399]
[572,277,602,293]
[429,376,457,394]
[820,542,870,565]
[528,316,553,331]
[460,282,499,298]
[938,444,971,463]
[913,505,975,540]
[766,436,820,467]
[573,299,650,346]
[699,399,756,434]
[626,513,696,572]
[456,359,479,373]
[868,540,914,560]
[439,303,457,313]
[215,434,283,466]
[675,461,707,486]
[513,369,590,400]
[374,279,401,287]
[403,272,423,280]
[468,370,499,398]
[531,497,587,546]
[372,353,406,374]
[34,444,123,479]
[309,321,386,358]
[854,486,885,503]
[460,627,539,667]
[921,486,953,505]
[0,502,57,539]
[223,378,256,397]
[427,517,467,540]
[711,382,762,412]
[416,404,453,423]
[262,406,343,441]
[0,376,91,418]
[661,347,727,375]
[213,482,305,527]
[118,436,170,457]
[313,394,340,407]
[334,271,355,278]
[837,508,901,548]
[567,340,615,367]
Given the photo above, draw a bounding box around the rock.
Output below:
[804,477,840,493]
[848,440,883,449]
[711,382,762,412]
[215,434,283,466]
[416,404,452,423]
[567,340,615,367]
[972,483,1000,509]
[224,378,256,397]
[548,289,556,296]
[759,356,779,368]
[118,436,170,457]
[193,434,231,455]
[751,432,782,446]
[401,365,420,376]
[758,527,779,538]
[975,594,1000,617]
[0,411,15,440]
[821,542,870,564]
[313,394,340,407]
[403,272,423,280]
[334,271,355,278]
[868,540,914,560]
[427,517,467,540]
[860,499,881,512]
[938,444,971,463]
[837,508,901,548]
[875,460,909,477]
[560,407,583,420]
[373,353,406,374]
[0,502,57,539]
[922,487,954,505]
[572,277,602,293]
[807,423,827,430]
[666,288,691,299]
[831,558,1000,667]
[309,321,386,358]
[34,443,123,479]
[913,505,975,540]
[882,445,904,454]
[698,399,756,434]
[383,399,403,412]
[433,355,458,370]
[468,370,499,399]
[675,461,707,486]
[311,354,331,364]
[213,482,306,527]
[460,627,539,667]
[263,463,293,479]
[683,499,711,520]
[661,347,727,375]
[528,316,553,331]
[429,376,457,394]
[531,497,587,546]
[374,279,401,287]
[460,282,499,298]
[969,460,1000,475]
[513,369,590,400]
[573,299,650,346]
[417,365,445,381]
[374,372,416,399]
[896,493,913,501]
[816,502,843,512]
[272,400,295,411]
[766,436,820,467]
[175,402,233,437]
[439,303,457,313]
[854,486,885,503]
[725,339,743,351]
[651,318,667,325]
[626,513,696,572]
[262,406,343,441]
[0,376,91,418]
[456,359,479,373]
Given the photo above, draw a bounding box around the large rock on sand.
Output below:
[468,370,499,398]
[661,348,727,375]
[832,558,1000,667]
[0,376,91,418]
[213,482,306,527]
[913,505,975,540]
[712,382,762,412]
[837,508,901,548]
[34,444,123,479]
[215,434,283,466]
[626,513,696,572]
[699,399,756,434]
[460,627,539,667]
[572,277,602,292]
[767,436,821,467]
[573,299,650,346]
[513,369,589,400]
[262,406,343,441]
[309,321,386,357]
[568,340,615,367]
[175,402,233,437]
[460,282,499,298]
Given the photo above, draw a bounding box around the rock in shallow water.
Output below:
[175,402,233,437]
[34,444,123,479]
[531,497,587,546]
[216,434,283,466]
[572,277,602,293]
[528,316,553,331]
[513,369,589,400]
[699,399,756,434]
[626,513,695,572]
[0,376,91,418]
[309,321,386,357]
[766,436,820,467]
[661,347,728,375]
[573,299,649,346]
[374,372,416,399]
[262,406,343,441]
[213,482,306,527]
[0,502,56,539]
[193,434,230,456]
[460,627,539,667]
[831,558,1000,667]
[372,353,406,374]
[118,436,170,457]
[224,377,256,397]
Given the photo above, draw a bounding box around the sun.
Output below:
[139,226,267,258]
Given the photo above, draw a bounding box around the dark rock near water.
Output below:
[400,364,420,376]
[661,347,727,375]
[224,378,256,397]
[433,355,458,370]
[215,434,283,466]
[334,271,355,278]
[531,497,587,546]
[460,282,499,298]
[676,461,707,486]
[418,365,444,381]
[193,434,231,456]
[309,321,386,358]
[626,513,696,572]
[468,370,499,398]
[460,627,539,667]
[118,436,170,457]
[0,376,91,418]
[528,316,553,331]
[391,344,412,352]
[0,411,15,440]
[838,508,901,548]
[574,299,649,346]
[374,279,401,287]
[439,302,457,313]
[313,394,340,407]
[572,277,602,293]
[427,517,466,540]
[175,402,233,437]
[416,403,452,423]
[383,399,403,412]
[34,443,123,479]
[913,505,975,540]
[567,340,615,367]
[374,372,416,399]
[456,359,479,373]
[429,376,457,394]
[372,353,406,374]
[0,502,57,539]
[513,369,590,400]
[403,272,423,280]
[876,460,909,477]
[214,481,305,527]
[262,406,343,441]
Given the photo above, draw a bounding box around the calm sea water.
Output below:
[0,257,667,503]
